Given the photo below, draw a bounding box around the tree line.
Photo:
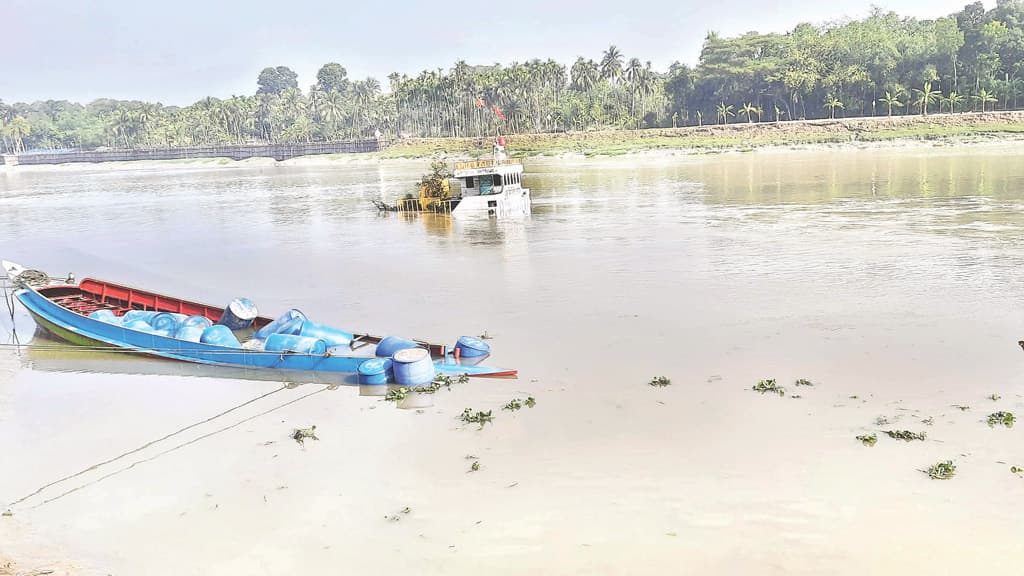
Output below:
[2,0,1023,154]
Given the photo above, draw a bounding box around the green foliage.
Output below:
[503,396,538,411]
[257,66,299,95]
[460,408,494,427]
[794,379,814,386]
[316,63,350,93]
[925,460,957,480]
[418,160,452,198]
[752,379,785,396]
[648,376,671,387]
[987,411,1015,428]
[291,425,318,446]
[884,430,927,441]
[857,433,878,446]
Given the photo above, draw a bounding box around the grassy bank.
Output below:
[379,111,1024,159]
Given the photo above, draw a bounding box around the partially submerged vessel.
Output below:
[2,261,515,383]
[377,137,531,218]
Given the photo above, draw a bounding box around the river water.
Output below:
[1,144,1023,574]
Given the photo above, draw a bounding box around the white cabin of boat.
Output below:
[450,143,531,218]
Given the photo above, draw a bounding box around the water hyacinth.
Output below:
[753,379,785,396]
[925,461,956,480]
[987,411,1015,428]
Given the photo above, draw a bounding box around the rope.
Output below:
[9,269,52,289]
[5,383,291,509]
[27,387,327,510]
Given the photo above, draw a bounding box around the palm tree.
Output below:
[975,88,997,112]
[600,45,623,84]
[879,91,902,117]
[110,109,136,147]
[5,116,31,153]
[739,102,760,123]
[912,82,940,115]
[716,102,734,125]
[946,91,964,114]
[824,96,844,119]
[625,58,643,123]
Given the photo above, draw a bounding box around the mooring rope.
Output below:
[27,387,328,510]
[5,383,291,509]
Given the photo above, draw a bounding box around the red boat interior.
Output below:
[39,278,271,329]
[35,278,451,356]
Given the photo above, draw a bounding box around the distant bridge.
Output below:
[0,139,387,166]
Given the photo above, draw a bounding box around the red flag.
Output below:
[492,105,506,120]
[475,97,485,107]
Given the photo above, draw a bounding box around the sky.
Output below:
[3,0,985,106]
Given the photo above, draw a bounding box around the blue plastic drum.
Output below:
[252,309,307,340]
[123,318,158,333]
[200,325,242,347]
[175,324,205,343]
[375,335,419,358]
[392,347,436,385]
[217,298,258,330]
[150,312,187,333]
[455,335,491,358]
[357,357,394,384]
[121,310,157,324]
[264,333,328,355]
[181,315,213,329]
[297,321,354,347]
[88,310,118,324]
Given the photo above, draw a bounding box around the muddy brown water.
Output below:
[1,145,1024,574]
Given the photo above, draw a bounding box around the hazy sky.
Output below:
[4,0,982,105]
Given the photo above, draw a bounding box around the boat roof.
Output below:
[453,158,523,178]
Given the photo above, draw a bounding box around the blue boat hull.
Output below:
[14,287,514,380]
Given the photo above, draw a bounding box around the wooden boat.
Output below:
[3,261,516,381]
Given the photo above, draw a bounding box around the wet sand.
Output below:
[2,144,1024,574]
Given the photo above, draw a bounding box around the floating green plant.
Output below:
[925,461,956,480]
[291,425,319,446]
[885,430,926,441]
[1011,465,1023,475]
[856,433,878,447]
[921,416,934,426]
[503,399,524,411]
[987,411,1015,428]
[649,376,671,387]
[874,416,890,426]
[460,408,494,427]
[752,379,785,396]
[952,404,970,411]
[384,387,410,401]
[525,396,536,408]
[794,378,814,387]
[469,461,480,472]
[989,393,1001,401]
